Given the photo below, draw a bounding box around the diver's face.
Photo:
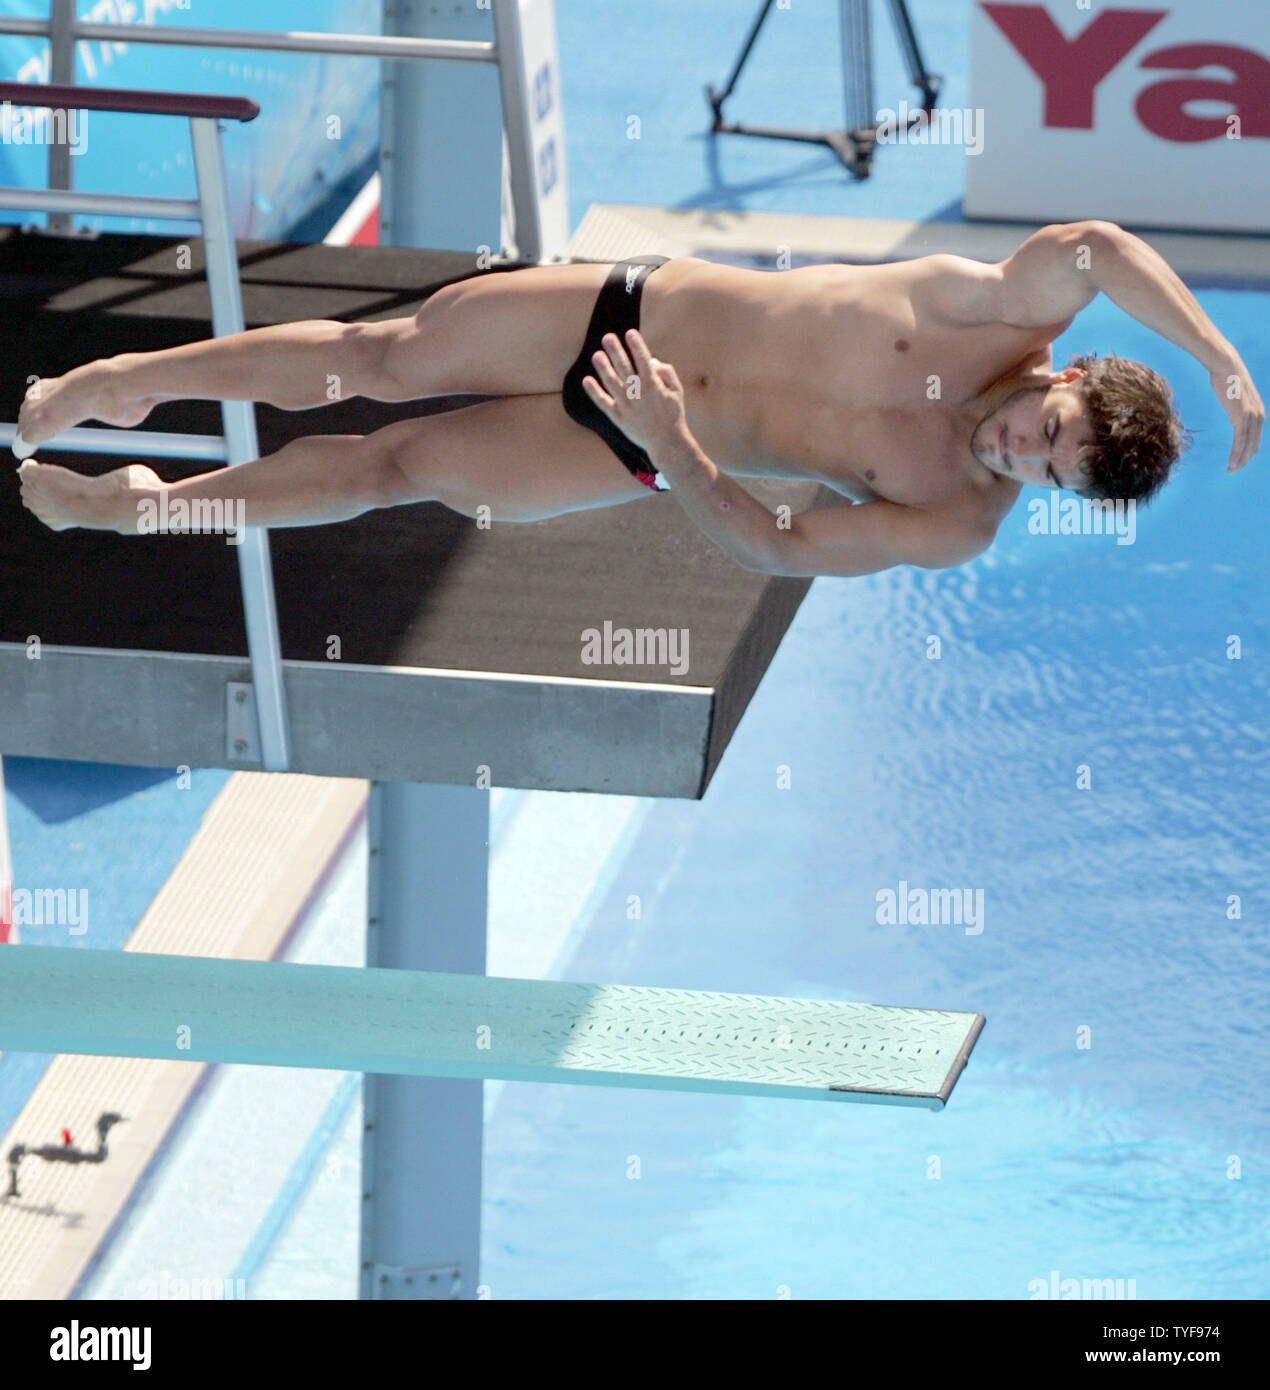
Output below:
[971,378,1093,490]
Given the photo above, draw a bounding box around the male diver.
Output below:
[15,220,1263,576]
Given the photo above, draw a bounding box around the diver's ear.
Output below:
[1051,366,1085,386]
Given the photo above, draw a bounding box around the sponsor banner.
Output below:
[966,0,1270,231]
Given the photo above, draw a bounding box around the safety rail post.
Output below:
[490,0,569,263]
[188,116,290,771]
[0,3,566,264]
[0,82,291,771]
[491,0,538,262]
[45,0,73,236]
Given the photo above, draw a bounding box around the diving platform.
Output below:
[0,229,818,797]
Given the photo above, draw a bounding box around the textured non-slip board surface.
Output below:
[0,947,985,1108]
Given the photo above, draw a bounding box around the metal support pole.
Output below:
[45,0,74,236]
[491,0,570,263]
[361,782,489,1300]
[887,0,941,109]
[189,117,290,772]
[379,1,502,252]
[492,0,539,262]
[0,422,228,462]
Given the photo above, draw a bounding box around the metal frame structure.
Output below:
[0,0,569,771]
[0,5,985,1300]
[0,80,291,772]
[0,0,562,262]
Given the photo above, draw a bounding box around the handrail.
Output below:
[0,423,228,463]
[0,98,293,772]
[0,1,553,260]
[0,18,497,63]
[0,188,200,219]
[0,3,556,772]
[0,81,260,123]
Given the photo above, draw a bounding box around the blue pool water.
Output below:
[3,0,1267,1299]
[0,762,227,1135]
[477,294,1270,1300]
[476,2,1270,1293]
[562,0,975,228]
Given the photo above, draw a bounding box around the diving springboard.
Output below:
[0,947,985,1109]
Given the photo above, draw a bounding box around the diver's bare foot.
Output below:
[15,358,162,455]
[18,461,165,534]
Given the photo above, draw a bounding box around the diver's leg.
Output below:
[14,261,623,450]
[18,394,652,534]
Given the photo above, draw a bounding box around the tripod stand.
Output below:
[706,0,941,179]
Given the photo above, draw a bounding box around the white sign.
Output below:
[966,0,1270,232]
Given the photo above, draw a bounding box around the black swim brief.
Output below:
[561,254,671,492]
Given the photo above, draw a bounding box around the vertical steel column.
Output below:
[378,1,502,251]
[188,116,291,772]
[45,0,74,236]
[492,0,539,262]
[492,0,570,263]
[361,782,489,1300]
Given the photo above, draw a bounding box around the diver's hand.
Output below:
[582,329,688,453]
[1210,360,1264,472]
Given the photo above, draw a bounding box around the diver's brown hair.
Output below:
[1068,353,1189,503]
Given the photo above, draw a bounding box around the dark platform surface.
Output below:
[0,229,817,796]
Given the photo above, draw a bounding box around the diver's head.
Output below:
[972,354,1187,501]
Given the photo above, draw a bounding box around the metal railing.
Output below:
[0,0,548,259]
[0,2,554,776]
[0,80,292,770]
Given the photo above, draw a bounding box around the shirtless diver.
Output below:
[15,220,1263,576]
